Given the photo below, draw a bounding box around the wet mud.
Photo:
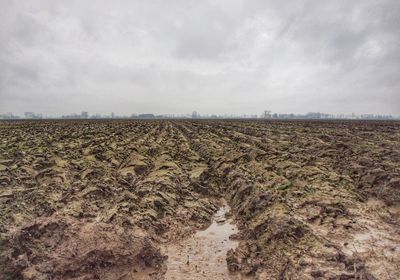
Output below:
[0,120,399,279]
[163,199,243,280]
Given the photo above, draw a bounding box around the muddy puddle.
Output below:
[163,199,245,280]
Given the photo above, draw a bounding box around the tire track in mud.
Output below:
[162,199,242,280]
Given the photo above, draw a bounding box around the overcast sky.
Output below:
[0,0,399,116]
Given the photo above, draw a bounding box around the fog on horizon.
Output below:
[0,0,399,117]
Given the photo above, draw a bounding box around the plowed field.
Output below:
[0,120,399,279]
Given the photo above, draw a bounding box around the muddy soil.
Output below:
[163,199,244,280]
[0,120,399,279]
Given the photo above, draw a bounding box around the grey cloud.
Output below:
[0,0,399,116]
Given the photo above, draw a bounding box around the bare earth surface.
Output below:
[163,199,243,280]
[0,120,399,280]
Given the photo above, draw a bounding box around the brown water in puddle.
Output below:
[163,199,243,280]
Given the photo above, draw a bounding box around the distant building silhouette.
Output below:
[24,112,42,119]
[138,114,155,119]
[263,110,271,118]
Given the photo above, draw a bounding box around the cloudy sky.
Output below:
[0,0,399,116]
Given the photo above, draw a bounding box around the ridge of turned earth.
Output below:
[0,120,399,279]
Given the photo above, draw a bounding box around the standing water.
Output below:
[163,199,241,279]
